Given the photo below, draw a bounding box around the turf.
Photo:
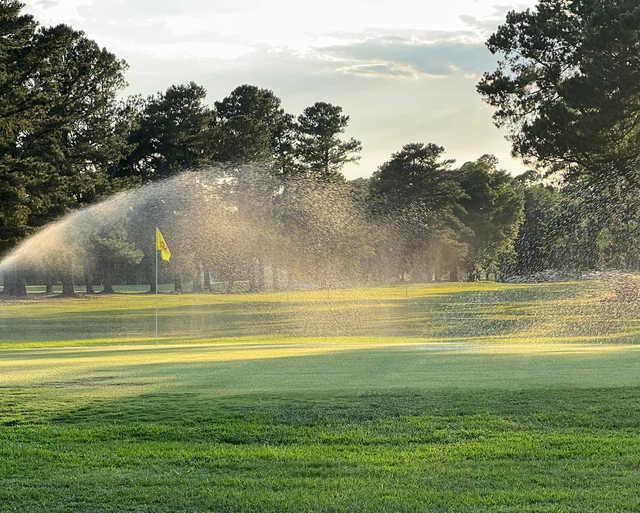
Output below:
[1,281,640,512]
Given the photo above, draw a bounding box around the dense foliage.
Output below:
[478,0,640,179]
[477,0,640,276]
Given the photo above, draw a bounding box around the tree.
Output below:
[89,222,143,294]
[592,184,640,270]
[0,2,40,272]
[272,112,298,177]
[215,84,296,174]
[1,4,129,296]
[119,82,215,182]
[370,144,459,213]
[296,102,361,180]
[348,178,371,213]
[554,176,640,272]
[27,25,129,296]
[29,24,129,201]
[456,155,524,279]
[276,176,373,288]
[478,0,640,181]
[369,143,468,281]
[513,182,562,275]
[109,83,217,291]
[508,173,640,275]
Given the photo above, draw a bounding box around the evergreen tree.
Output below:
[0,3,129,295]
[456,155,524,279]
[119,82,216,182]
[478,0,640,182]
[296,102,361,180]
[513,183,562,275]
[369,143,467,281]
[215,84,295,174]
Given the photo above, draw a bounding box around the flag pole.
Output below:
[155,246,158,297]
[154,227,171,339]
[155,239,158,338]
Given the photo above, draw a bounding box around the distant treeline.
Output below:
[2,0,640,295]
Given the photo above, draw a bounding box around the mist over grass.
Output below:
[0,166,394,292]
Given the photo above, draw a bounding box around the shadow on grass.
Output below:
[49,386,640,434]
[3,346,640,512]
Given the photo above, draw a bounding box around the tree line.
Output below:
[2,0,640,295]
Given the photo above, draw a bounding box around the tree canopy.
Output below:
[0,1,128,254]
[296,102,362,180]
[478,0,640,181]
[119,82,215,182]
[214,84,293,167]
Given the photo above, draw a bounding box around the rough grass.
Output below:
[2,281,640,512]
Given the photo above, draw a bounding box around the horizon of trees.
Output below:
[2,0,640,296]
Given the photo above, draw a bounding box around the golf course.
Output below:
[2,280,640,512]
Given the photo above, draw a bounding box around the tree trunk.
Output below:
[274,268,289,291]
[15,272,27,297]
[45,274,54,294]
[193,272,202,292]
[203,266,211,291]
[225,272,234,294]
[174,274,183,294]
[3,271,15,296]
[450,268,458,282]
[84,268,95,294]
[193,263,203,292]
[250,260,264,292]
[61,269,75,297]
[102,263,114,294]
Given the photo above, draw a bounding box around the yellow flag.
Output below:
[155,228,171,262]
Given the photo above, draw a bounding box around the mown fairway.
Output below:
[2,281,640,512]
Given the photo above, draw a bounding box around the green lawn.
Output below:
[2,281,640,512]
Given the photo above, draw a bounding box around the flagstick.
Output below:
[155,247,158,338]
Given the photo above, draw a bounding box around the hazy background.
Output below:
[23,0,534,178]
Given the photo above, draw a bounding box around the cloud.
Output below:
[459,2,533,34]
[34,0,57,8]
[459,14,503,34]
[335,62,427,80]
[322,28,480,46]
[319,37,496,79]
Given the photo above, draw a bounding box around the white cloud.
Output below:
[30,0,92,22]
[26,0,535,52]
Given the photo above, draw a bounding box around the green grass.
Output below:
[2,281,640,512]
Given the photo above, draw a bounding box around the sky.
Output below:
[23,0,536,179]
